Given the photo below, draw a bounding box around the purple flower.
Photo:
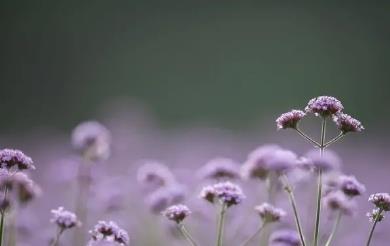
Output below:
[0,149,35,171]
[146,184,186,213]
[276,110,306,130]
[323,191,356,216]
[303,149,341,172]
[198,157,240,180]
[89,221,129,245]
[367,208,385,222]
[269,229,301,246]
[332,113,364,133]
[305,96,343,117]
[162,204,191,223]
[255,203,286,223]
[0,172,41,204]
[338,175,365,197]
[71,121,111,161]
[137,160,175,187]
[200,181,245,207]
[51,207,81,229]
[368,193,390,211]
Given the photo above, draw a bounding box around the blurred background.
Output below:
[0,1,389,245]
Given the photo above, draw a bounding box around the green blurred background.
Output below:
[1,1,389,133]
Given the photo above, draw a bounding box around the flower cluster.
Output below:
[332,113,364,133]
[137,160,175,187]
[200,181,245,207]
[255,203,286,223]
[162,204,191,224]
[0,149,35,171]
[89,221,129,245]
[198,157,240,180]
[305,96,344,117]
[367,192,390,223]
[145,184,186,213]
[276,110,306,130]
[50,206,81,230]
[269,229,301,246]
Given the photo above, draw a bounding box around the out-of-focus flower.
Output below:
[89,221,129,245]
[303,149,341,172]
[241,145,297,180]
[50,206,81,230]
[367,208,385,222]
[255,203,286,223]
[200,181,245,207]
[269,229,301,246]
[198,157,240,180]
[71,121,111,161]
[0,149,35,171]
[0,172,41,205]
[305,96,344,117]
[368,193,390,211]
[323,191,356,216]
[276,110,306,130]
[137,160,175,187]
[338,175,365,197]
[146,184,186,213]
[162,204,191,224]
[332,113,364,134]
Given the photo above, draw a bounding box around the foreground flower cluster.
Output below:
[0,96,387,246]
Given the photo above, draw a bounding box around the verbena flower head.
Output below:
[367,208,385,222]
[0,149,35,171]
[241,145,297,179]
[304,149,341,172]
[146,184,186,213]
[305,96,343,117]
[269,229,301,246]
[71,121,111,161]
[332,113,364,133]
[276,110,306,130]
[368,193,390,211]
[137,160,175,187]
[338,175,366,197]
[323,191,356,216]
[255,203,286,223]
[162,204,191,224]
[89,221,129,245]
[198,157,240,180]
[200,181,245,207]
[0,172,41,204]
[50,206,81,230]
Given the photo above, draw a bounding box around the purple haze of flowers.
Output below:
[323,191,356,216]
[338,175,366,197]
[0,149,35,171]
[198,157,240,180]
[276,110,306,130]
[269,229,301,246]
[332,113,364,133]
[137,160,175,187]
[162,204,191,224]
[50,206,81,230]
[305,96,344,117]
[255,203,286,223]
[146,184,186,213]
[303,149,341,172]
[89,221,129,245]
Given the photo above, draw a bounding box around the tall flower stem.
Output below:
[313,117,326,246]
[50,227,64,246]
[281,175,306,246]
[366,209,383,246]
[324,132,345,148]
[0,187,9,246]
[216,203,227,246]
[295,128,321,148]
[239,222,266,246]
[324,211,342,246]
[178,223,198,246]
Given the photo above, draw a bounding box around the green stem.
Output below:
[324,211,342,246]
[366,209,383,246]
[178,223,198,246]
[295,128,321,148]
[50,227,64,246]
[313,117,326,246]
[216,203,227,246]
[0,187,9,246]
[239,222,266,246]
[281,175,306,246]
[324,132,345,148]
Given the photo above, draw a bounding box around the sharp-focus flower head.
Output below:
[0,149,35,171]
[276,110,306,130]
[367,208,385,222]
[241,145,297,180]
[50,206,81,230]
[146,184,186,213]
[338,175,366,197]
[323,191,356,216]
[200,181,245,207]
[71,121,111,161]
[269,229,301,246]
[303,149,341,172]
[332,113,364,133]
[137,160,175,187]
[368,193,390,211]
[198,157,240,180]
[255,203,286,223]
[89,221,129,245]
[305,96,343,117]
[162,204,191,224]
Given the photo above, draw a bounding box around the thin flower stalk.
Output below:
[366,208,384,246]
[324,132,345,148]
[324,211,342,246]
[178,223,198,246]
[239,222,266,246]
[294,128,321,148]
[216,203,227,246]
[0,187,8,246]
[50,228,65,246]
